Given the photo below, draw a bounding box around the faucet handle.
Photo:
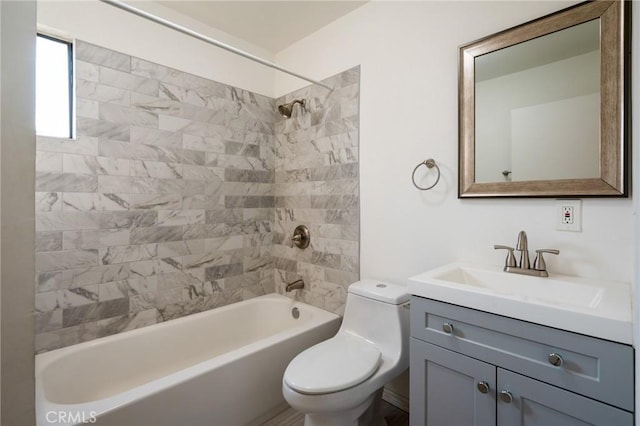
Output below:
[494,245,517,267]
[533,249,560,271]
[290,234,302,248]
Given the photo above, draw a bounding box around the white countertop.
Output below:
[408,263,633,344]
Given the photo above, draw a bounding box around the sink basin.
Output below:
[408,263,632,344]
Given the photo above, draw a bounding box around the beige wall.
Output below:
[1,1,36,424]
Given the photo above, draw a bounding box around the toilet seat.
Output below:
[284,333,381,395]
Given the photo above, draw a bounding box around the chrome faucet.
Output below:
[494,231,559,277]
[286,279,305,292]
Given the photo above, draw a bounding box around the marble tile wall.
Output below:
[273,67,360,314]
[35,41,277,352]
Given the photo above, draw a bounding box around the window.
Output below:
[36,34,73,139]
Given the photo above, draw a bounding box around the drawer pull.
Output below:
[477,381,490,394]
[499,390,513,404]
[442,322,454,334]
[548,353,564,367]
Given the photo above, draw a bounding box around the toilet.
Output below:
[282,279,410,426]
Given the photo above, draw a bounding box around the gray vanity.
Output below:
[408,263,634,426]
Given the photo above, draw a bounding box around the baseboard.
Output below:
[382,387,410,413]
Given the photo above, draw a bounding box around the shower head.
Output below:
[278,99,305,118]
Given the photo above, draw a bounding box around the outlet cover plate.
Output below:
[556,199,581,232]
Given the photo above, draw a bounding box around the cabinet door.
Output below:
[410,338,496,426]
[497,368,633,426]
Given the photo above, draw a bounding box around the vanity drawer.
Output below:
[410,296,634,411]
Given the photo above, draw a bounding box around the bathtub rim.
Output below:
[35,293,341,425]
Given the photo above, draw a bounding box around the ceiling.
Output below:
[157,1,368,54]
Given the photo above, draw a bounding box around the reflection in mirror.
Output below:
[458,1,629,198]
[475,20,600,183]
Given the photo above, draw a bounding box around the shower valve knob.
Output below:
[290,225,310,249]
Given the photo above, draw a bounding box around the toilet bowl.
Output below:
[282,279,410,426]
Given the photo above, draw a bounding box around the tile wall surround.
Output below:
[273,68,360,315]
[34,40,360,353]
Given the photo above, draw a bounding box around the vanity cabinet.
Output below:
[409,296,634,426]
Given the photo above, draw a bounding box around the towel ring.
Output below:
[412,158,441,191]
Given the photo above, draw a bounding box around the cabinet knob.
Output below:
[499,390,513,404]
[477,381,490,394]
[442,322,454,334]
[548,353,563,367]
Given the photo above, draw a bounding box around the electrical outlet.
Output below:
[562,206,574,224]
[556,199,581,232]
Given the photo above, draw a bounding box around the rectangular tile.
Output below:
[36,151,63,173]
[100,244,158,265]
[130,160,182,179]
[63,154,129,176]
[62,264,131,288]
[36,211,101,232]
[205,209,243,224]
[63,303,98,327]
[100,211,157,229]
[35,322,98,354]
[97,309,158,337]
[36,249,99,272]
[182,133,225,153]
[98,277,158,301]
[157,210,205,226]
[77,79,130,105]
[131,126,181,149]
[76,98,99,119]
[182,165,223,181]
[36,231,63,252]
[37,135,99,156]
[100,66,159,96]
[37,271,63,293]
[98,139,159,161]
[63,229,131,250]
[130,226,184,244]
[36,172,98,193]
[63,193,130,212]
[35,309,63,333]
[75,60,99,82]
[36,192,62,213]
[75,41,130,72]
[98,176,156,194]
[129,194,183,210]
[157,240,204,258]
[204,263,244,281]
[99,103,158,128]
[77,117,130,141]
[131,93,182,116]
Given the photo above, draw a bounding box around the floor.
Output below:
[263,401,409,426]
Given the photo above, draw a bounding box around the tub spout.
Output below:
[286,279,305,292]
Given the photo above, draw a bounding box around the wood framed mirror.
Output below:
[459,1,630,198]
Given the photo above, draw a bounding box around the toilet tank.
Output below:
[340,280,410,359]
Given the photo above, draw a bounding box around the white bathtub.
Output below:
[36,293,341,426]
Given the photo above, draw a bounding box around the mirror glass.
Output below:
[475,20,600,183]
[458,1,628,198]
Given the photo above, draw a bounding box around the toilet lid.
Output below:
[284,333,381,394]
